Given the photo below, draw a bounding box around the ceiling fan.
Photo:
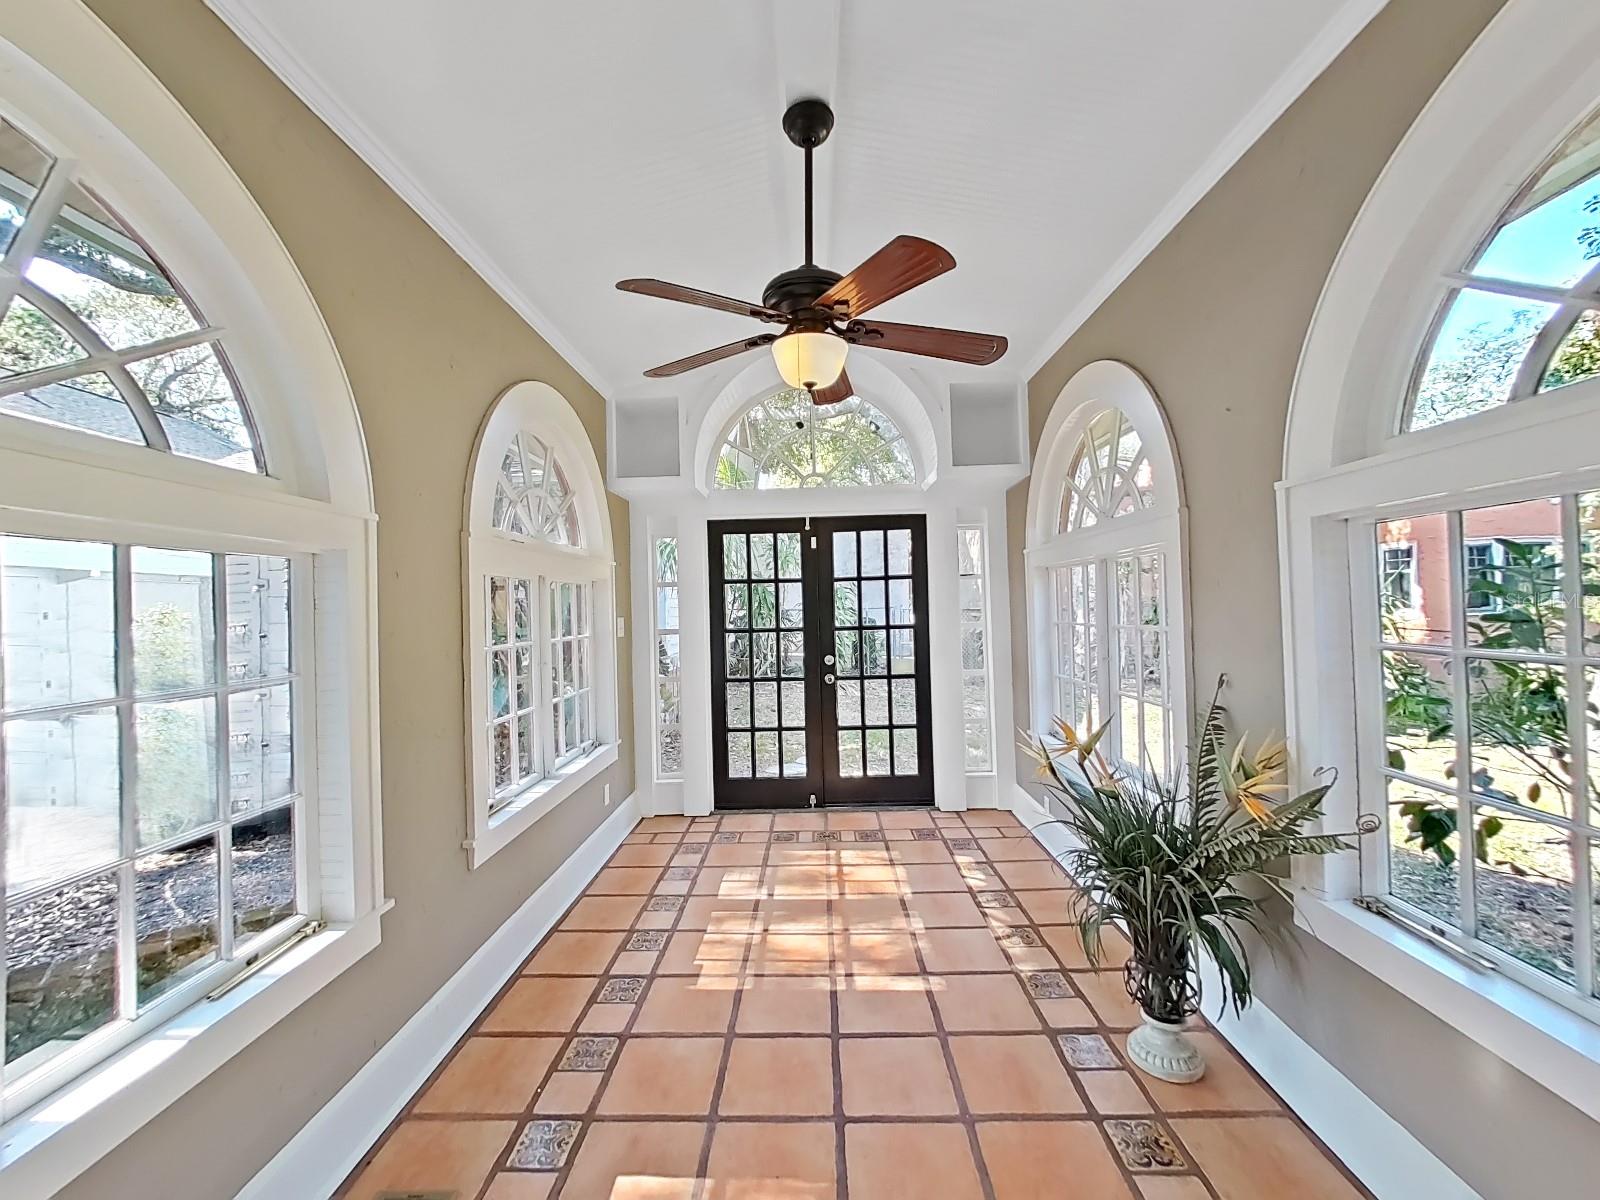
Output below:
[616,98,1007,405]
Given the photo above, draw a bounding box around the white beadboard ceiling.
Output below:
[207,0,1385,399]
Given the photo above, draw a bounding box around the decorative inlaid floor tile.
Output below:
[598,976,645,1004]
[713,832,741,843]
[677,842,707,855]
[854,829,885,842]
[947,837,978,851]
[662,867,697,882]
[626,931,667,952]
[645,895,683,912]
[559,1035,618,1072]
[506,1119,581,1170]
[771,831,799,842]
[1058,1032,1120,1069]
[1024,970,1071,1000]
[997,927,1042,949]
[974,890,1018,909]
[911,828,941,840]
[1105,1120,1186,1171]
[812,830,842,842]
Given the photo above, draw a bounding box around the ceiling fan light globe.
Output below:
[772,330,848,392]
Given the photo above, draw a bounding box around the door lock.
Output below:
[823,673,835,685]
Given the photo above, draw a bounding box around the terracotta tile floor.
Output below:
[339,809,1371,1200]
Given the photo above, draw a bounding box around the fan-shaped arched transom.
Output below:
[1057,407,1154,533]
[493,430,580,546]
[715,388,915,489]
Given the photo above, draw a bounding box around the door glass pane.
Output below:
[835,631,859,674]
[753,681,779,727]
[892,678,917,725]
[863,680,890,726]
[780,681,806,728]
[865,729,891,776]
[751,632,777,678]
[726,634,750,678]
[750,583,776,629]
[725,583,749,630]
[4,707,120,895]
[893,728,919,776]
[5,870,118,1068]
[836,680,862,727]
[887,528,912,576]
[837,729,863,777]
[861,580,887,627]
[862,630,887,675]
[727,733,752,778]
[781,632,806,677]
[779,582,803,628]
[832,531,856,577]
[753,731,780,778]
[834,581,858,627]
[0,536,116,711]
[889,629,915,675]
[860,530,885,577]
[776,532,802,578]
[888,579,913,625]
[782,731,807,778]
[723,534,747,579]
[136,832,220,1008]
[749,534,775,580]
[726,683,751,729]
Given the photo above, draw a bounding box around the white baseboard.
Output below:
[237,793,641,1200]
[1010,787,1480,1200]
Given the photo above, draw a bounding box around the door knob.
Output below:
[823,654,835,666]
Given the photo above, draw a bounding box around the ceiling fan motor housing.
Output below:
[762,265,843,320]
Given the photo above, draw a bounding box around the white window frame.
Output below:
[652,535,682,781]
[0,11,383,1193]
[463,382,617,869]
[957,524,994,773]
[1282,0,1600,1125]
[1025,361,1190,776]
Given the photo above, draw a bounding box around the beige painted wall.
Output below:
[1008,2,1600,1196]
[54,1,634,1196]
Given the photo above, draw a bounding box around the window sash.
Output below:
[653,537,681,780]
[1360,494,1598,1015]
[0,538,307,1104]
[958,526,993,772]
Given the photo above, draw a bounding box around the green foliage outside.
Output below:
[717,390,914,489]
[133,603,215,842]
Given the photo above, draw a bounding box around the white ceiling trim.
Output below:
[205,0,617,398]
[1018,0,1391,381]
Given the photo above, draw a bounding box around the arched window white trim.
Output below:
[1025,360,1189,780]
[463,381,617,869]
[0,8,381,1190]
[1283,0,1600,1122]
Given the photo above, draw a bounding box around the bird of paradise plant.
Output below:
[1021,677,1351,1080]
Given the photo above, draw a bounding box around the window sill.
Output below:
[467,742,618,869]
[0,907,386,1198]
[1296,892,1600,1124]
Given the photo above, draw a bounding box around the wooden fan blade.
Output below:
[617,278,785,322]
[643,334,777,378]
[814,235,956,319]
[843,319,1007,365]
[810,369,854,406]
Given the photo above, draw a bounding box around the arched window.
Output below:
[1026,361,1187,781]
[1284,6,1600,1050]
[0,118,260,470]
[1407,105,1600,431]
[0,9,379,1145]
[715,387,915,489]
[464,381,617,868]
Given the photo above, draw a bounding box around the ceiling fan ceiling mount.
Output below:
[616,97,1007,403]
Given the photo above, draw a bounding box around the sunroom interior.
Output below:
[1,2,1598,1198]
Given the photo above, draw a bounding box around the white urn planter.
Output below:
[1126,1011,1206,1084]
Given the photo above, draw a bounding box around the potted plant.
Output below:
[1022,678,1352,1083]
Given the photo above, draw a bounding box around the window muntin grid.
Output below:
[715,389,914,489]
[721,529,808,780]
[548,580,594,768]
[486,575,539,808]
[957,526,993,772]
[1051,551,1171,778]
[1,535,300,1091]
[830,527,919,779]
[653,537,681,780]
[1056,407,1154,533]
[1405,105,1600,432]
[492,431,580,546]
[1370,492,1599,1012]
[0,116,262,472]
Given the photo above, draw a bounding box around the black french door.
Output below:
[709,515,933,808]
